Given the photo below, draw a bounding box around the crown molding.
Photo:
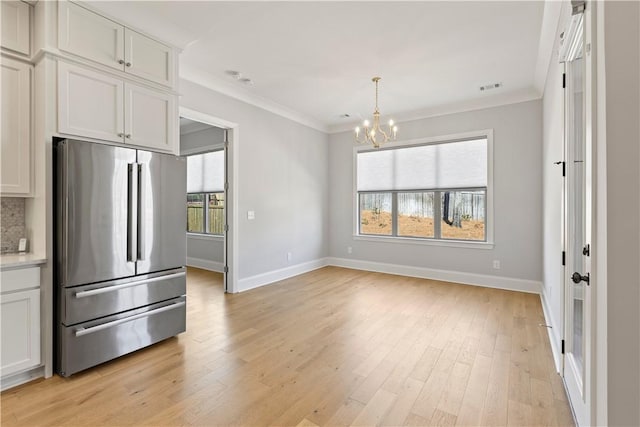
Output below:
[328,87,542,134]
[179,64,329,133]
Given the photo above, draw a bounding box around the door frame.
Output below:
[179,106,239,293]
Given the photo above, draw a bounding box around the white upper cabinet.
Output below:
[58,1,124,71]
[1,1,31,56]
[58,62,177,153]
[58,1,175,88]
[124,29,174,87]
[58,61,124,143]
[124,83,175,152]
[1,57,32,196]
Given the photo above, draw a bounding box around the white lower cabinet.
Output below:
[58,61,177,153]
[0,267,41,379]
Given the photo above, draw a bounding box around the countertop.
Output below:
[0,253,47,270]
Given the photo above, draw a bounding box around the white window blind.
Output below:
[187,150,224,193]
[357,138,487,191]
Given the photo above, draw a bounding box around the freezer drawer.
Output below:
[57,297,186,377]
[61,268,185,325]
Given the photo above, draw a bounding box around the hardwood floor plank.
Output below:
[0,266,574,427]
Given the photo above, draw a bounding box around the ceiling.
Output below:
[88,1,558,132]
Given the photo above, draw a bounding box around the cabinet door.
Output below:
[58,62,125,143]
[124,29,174,87]
[1,289,41,377]
[1,58,32,195]
[1,1,30,56]
[124,83,176,153]
[58,1,124,71]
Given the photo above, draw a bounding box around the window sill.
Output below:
[186,233,224,241]
[352,234,494,249]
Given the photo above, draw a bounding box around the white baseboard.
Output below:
[237,258,329,292]
[540,287,563,373]
[326,257,542,294]
[1,366,44,391]
[186,257,224,273]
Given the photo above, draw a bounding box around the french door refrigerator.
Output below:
[55,139,187,377]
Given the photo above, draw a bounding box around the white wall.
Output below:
[180,126,227,272]
[180,79,329,287]
[328,99,543,290]
[601,2,640,424]
[541,2,570,370]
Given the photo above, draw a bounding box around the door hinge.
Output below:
[562,73,566,89]
[223,266,229,273]
[553,161,566,176]
[223,130,229,144]
[561,339,565,354]
[224,224,229,232]
[224,182,229,191]
[562,251,566,266]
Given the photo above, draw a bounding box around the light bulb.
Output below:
[393,126,398,138]
[363,120,370,127]
[388,119,394,127]
[355,127,360,136]
[370,129,375,137]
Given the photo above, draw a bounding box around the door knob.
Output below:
[572,272,590,285]
[118,59,125,65]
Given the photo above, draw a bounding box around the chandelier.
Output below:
[354,77,397,148]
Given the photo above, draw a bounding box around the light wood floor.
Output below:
[1,267,574,426]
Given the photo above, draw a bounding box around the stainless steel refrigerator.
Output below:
[55,139,187,377]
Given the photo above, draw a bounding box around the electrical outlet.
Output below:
[347,246,352,254]
[492,260,501,269]
[287,252,292,262]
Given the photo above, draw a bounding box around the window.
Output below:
[356,135,490,242]
[187,150,225,235]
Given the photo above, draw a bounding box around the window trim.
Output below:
[352,129,494,247]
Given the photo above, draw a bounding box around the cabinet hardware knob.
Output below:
[125,62,132,67]
[118,59,125,65]
[118,133,124,138]
[125,134,132,139]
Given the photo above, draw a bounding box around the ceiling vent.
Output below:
[480,82,502,92]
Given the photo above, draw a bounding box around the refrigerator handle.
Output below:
[137,163,146,260]
[127,163,138,262]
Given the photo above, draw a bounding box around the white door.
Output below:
[124,82,176,153]
[58,1,124,70]
[58,62,124,143]
[124,29,174,87]
[1,57,31,195]
[563,12,591,426]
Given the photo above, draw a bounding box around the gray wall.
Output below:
[180,79,329,281]
[180,125,227,271]
[602,2,640,424]
[328,99,543,283]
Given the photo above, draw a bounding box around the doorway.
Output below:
[179,116,230,292]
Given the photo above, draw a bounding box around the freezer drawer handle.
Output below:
[74,301,185,337]
[74,271,186,299]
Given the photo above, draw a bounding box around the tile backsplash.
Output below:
[1,197,26,253]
